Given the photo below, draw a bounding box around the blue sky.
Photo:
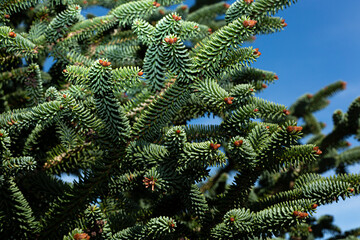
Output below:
[61,0,360,235]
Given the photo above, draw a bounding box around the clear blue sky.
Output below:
[61,0,360,235]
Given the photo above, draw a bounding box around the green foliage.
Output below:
[1,0,360,239]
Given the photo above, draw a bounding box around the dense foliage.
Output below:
[1,0,360,239]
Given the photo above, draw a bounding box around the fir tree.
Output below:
[0,0,360,239]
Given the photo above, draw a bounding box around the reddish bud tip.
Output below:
[172,14,177,20]
[253,48,261,56]
[283,23,288,27]
[210,143,221,150]
[254,108,259,112]
[286,126,302,133]
[170,223,175,228]
[63,94,66,98]
[9,31,16,38]
[138,71,144,76]
[349,188,355,193]
[293,211,299,216]
[156,3,160,7]
[243,20,249,27]
[99,59,103,64]
[230,217,235,222]
[234,140,243,147]
[312,204,318,209]
[244,0,254,3]
[307,94,313,99]
[308,227,313,232]
[262,83,267,89]
[299,212,309,219]
[249,88,254,92]
[173,37,178,42]
[75,6,79,10]
[224,3,230,8]
[194,25,198,29]
[159,10,164,15]
[281,19,285,24]
[341,81,347,89]
[164,37,170,43]
[83,0,88,4]
[176,129,181,134]
[274,75,279,80]
[208,28,212,33]
[63,69,67,73]
[316,150,322,155]
[4,14,10,18]
[346,141,351,147]
[181,5,188,10]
